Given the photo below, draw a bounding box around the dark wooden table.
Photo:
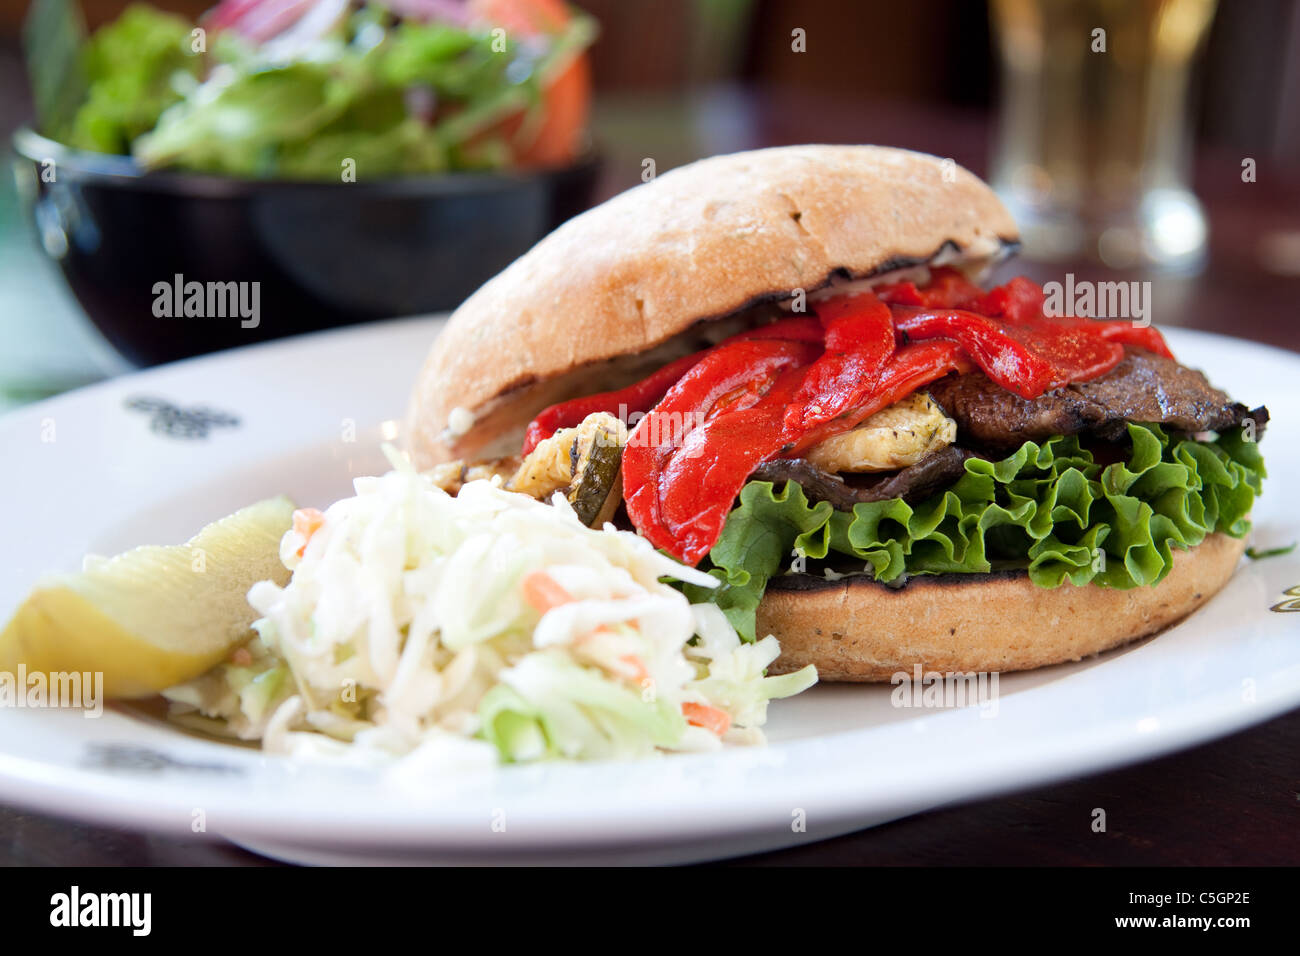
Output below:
[2,85,1297,866]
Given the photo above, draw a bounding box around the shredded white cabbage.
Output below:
[163,457,816,766]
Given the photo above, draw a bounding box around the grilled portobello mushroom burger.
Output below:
[406,145,1268,681]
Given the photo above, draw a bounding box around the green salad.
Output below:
[41,0,596,178]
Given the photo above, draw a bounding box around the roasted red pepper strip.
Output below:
[623,339,821,558]
[880,269,1172,358]
[783,292,895,433]
[726,316,825,343]
[975,275,1175,358]
[521,317,824,453]
[1089,322,1173,358]
[522,351,703,455]
[874,266,985,309]
[815,292,894,350]
[892,307,1124,399]
[654,365,813,564]
[791,339,970,455]
[971,276,1044,323]
[1032,315,1175,359]
[650,339,971,564]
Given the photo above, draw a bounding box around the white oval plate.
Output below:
[0,319,1297,865]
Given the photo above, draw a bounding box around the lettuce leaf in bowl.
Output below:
[41,3,597,177]
[56,4,199,154]
[684,423,1266,641]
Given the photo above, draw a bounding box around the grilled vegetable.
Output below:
[803,391,956,473]
[508,412,626,526]
[565,415,625,526]
[427,457,520,494]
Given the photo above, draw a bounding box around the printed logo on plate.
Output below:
[125,396,240,440]
[80,743,243,775]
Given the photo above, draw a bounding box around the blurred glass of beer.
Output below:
[990,0,1218,271]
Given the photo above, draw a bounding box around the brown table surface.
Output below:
[2,86,1298,866]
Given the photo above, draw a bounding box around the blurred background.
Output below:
[1,0,1298,409]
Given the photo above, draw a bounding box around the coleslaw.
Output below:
[163,451,816,765]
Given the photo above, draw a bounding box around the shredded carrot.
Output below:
[230,647,253,667]
[574,624,614,646]
[521,570,574,613]
[682,701,732,736]
[617,654,649,683]
[292,507,325,557]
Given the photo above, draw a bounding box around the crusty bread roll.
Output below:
[405,145,1018,467]
[762,533,1247,680]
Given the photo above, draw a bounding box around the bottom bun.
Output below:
[761,532,1246,681]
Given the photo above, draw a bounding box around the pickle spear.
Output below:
[0,496,294,698]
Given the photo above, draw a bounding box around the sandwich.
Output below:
[404,145,1268,680]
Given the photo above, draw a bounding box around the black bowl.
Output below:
[12,127,600,366]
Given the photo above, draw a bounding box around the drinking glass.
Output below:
[989,0,1219,271]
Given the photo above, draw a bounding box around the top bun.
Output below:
[405,144,1019,466]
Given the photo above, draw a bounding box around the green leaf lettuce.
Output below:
[685,423,1266,641]
[56,4,199,154]
[49,4,597,178]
